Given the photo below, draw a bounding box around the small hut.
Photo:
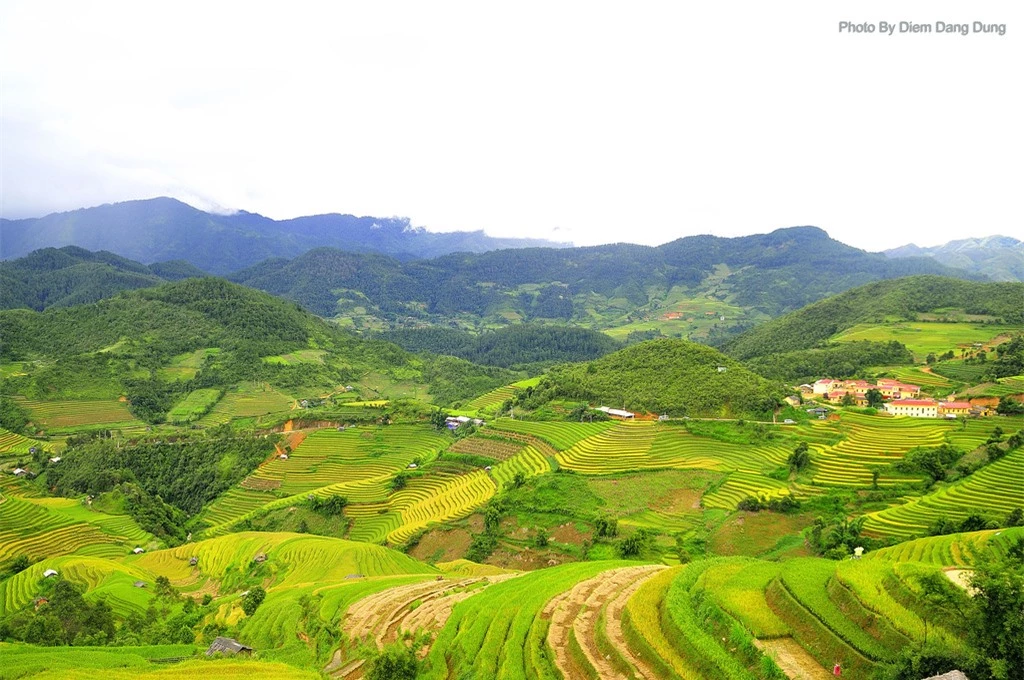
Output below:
[43,569,58,578]
[253,553,267,564]
[133,580,147,588]
[205,636,253,657]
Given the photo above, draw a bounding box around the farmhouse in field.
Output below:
[133,580,146,588]
[206,636,253,657]
[43,569,58,578]
[922,672,969,680]
[132,547,145,554]
[12,468,26,476]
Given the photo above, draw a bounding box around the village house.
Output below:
[43,569,58,578]
[206,637,253,657]
[783,395,801,408]
[884,399,939,418]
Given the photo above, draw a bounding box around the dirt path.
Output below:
[544,564,666,680]
[755,638,832,680]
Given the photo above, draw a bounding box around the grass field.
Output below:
[832,321,1016,359]
[156,347,220,381]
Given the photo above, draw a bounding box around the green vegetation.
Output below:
[515,339,785,417]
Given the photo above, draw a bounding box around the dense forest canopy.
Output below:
[377,325,621,370]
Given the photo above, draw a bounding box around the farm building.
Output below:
[133,581,146,588]
[938,401,971,417]
[923,672,968,680]
[885,399,939,418]
[12,468,26,476]
[253,553,268,564]
[206,637,253,656]
[596,406,635,419]
[132,547,145,554]
[189,556,198,566]
[48,457,61,464]
[43,569,58,578]
[783,395,801,407]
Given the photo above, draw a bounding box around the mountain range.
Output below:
[885,235,1024,282]
[0,198,566,274]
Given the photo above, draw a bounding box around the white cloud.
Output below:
[1,0,1021,251]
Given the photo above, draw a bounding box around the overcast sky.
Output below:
[1,1,1021,251]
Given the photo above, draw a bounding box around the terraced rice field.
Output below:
[810,413,947,487]
[489,446,552,489]
[387,469,497,544]
[157,347,219,381]
[865,527,1024,565]
[883,366,953,389]
[248,426,447,497]
[0,427,40,455]
[447,434,524,460]
[0,495,154,563]
[464,377,541,412]
[555,422,789,478]
[702,472,792,510]
[863,449,1024,539]
[832,321,1016,358]
[17,398,142,431]
[489,419,617,451]
[0,555,153,617]
[196,384,293,426]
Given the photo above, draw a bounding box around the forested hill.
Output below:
[230,226,968,323]
[0,197,565,274]
[377,325,622,370]
[516,339,785,418]
[0,278,515,411]
[0,246,207,311]
[723,276,1024,360]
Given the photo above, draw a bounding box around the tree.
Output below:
[996,397,1024,415]
[241,586,266,616]
[840,393,855,407]
[788,442,811,472]
[865,388,884,408]
[366,644,418,680]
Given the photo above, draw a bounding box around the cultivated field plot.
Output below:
[252,425,448,497]
[16,398,143,431]
[489,418,617,451]
[877,365,953,389]
[196,383,294,426]
[447,434,525,461]
[464,377,540,412]
[0,495,154,564]
[964,375,1024,398]
[832,321,1016,358]
[865,526,1024,566]
[262,349,327,365]
[809,413,948,487]
[0,427,42,455]
[166,388,222,424]
[156,347,220,381]
[555,421,790,476]
[863,448,1024,539]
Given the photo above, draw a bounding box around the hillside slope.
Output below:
[723,276,1024,360]
[522,338,784,417]
[231,226,969,324]
[0,246,206,311]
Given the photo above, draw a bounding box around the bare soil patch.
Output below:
[408,527,472,563]
[551,521,591,544]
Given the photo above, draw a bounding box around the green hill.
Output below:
[724,276,1024,361]
[522,338,785,417]
[0,246,208,311]
[0,278,515,413]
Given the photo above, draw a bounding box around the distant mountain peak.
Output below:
[883,235,1024,282]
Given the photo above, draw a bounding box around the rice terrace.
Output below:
[1,169,1023,680]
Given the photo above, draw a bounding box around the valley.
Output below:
[0,253,1022,680]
